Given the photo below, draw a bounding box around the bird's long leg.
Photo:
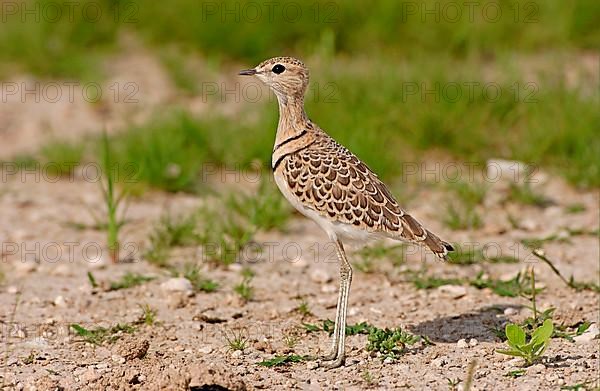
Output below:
[321,238,352,368]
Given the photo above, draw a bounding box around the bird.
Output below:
[239,57,453,368]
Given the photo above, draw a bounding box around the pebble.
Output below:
[456,339,469,349]
[53,295,67,307]
[469,338,478,347]
[111,355,126,364]
[432,357,447,367]
[486,159,529,185]
[520,219,538,231]
[6,286,19,294]
[231,350,243,358]
[160,278,193,293]
[310,269,332,283]
[573,323,598,344]
[383,357,394,364]
[306,361,318,370]
[438,285,467,299]
[504,307,518,316]
[198,346,213,355]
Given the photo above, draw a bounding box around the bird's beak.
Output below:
[238,68,257,76]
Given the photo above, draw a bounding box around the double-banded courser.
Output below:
[240,57,453,368]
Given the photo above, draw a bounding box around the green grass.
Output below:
[443,180,487,230]
[366,326,424,360]
[470,271,543,298]
[100,132,127,262]
[109,272,154,291]
[182,264,219,293]
[137,304,157,326]
[223,329,248,352]
[2,1,598,194]
[70,323,135,345]
[234,277,254,302]
[258,354,309,367]
[39,140,83,177]
[225,181,292,232]
[508,182,553,207]
[447,245,520,265]
[145,212,200,266]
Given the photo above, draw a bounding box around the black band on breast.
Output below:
[273,130,307,152]
[272,141,316,171]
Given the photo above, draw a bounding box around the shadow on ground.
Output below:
[409,305,518,343]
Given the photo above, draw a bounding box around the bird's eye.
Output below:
[272,64,286,74]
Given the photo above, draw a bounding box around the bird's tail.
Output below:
[423,229,454,260]
[397,214,454,260]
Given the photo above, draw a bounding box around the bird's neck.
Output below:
[274,94,310,147]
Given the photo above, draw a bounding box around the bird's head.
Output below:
[239,57,309,102]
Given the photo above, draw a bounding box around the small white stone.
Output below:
[53,295,67,307]
[198,346,213,354]
[231,350,243,358]
[438,285,467,299]
[456,339,469,348]
[306,361,318,370]
[504,307,518,316]
[469,338,478,347]
[521,219,538,231]
[486,159,529,185]
[160,278,193,293]
[573,323,599,344]
[383,357,394,364]
[6,286,19,294]
[111,355,126,364]
[432,357,447,367]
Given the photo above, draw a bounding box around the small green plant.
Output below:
[282,329,300,349]
[258,354,308,367]
[565,203,586,214]
[109,272,154,291]
[223,329,248,352]
[302,320,373,336]
[145,213,199,266]
[355,243,406,267]
[505,369,526,378]
[470,271,541,298]
[71,323,135,345]
[39,140,83,177]
[366,326,423,360]
[508,182,552,207]
[496,319,553,366]
[183,264,218,293]
[442,180,486,231]
[234,277,254,302]
[443,202,482,230]
[87,272,98,288]
[362,370,378,387]
[406,270,464,290]
[447,377,461,391]
[295,298,312,317]
[533,250,600,293]
[226,180,291,232]
[137,304,157,326]
[99,132,130,262]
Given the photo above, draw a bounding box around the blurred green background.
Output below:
[1,0,598,190]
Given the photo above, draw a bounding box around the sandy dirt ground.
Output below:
[0,49,598,390]
[0,169,598,391]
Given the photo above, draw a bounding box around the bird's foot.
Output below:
[319,354,345,369]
